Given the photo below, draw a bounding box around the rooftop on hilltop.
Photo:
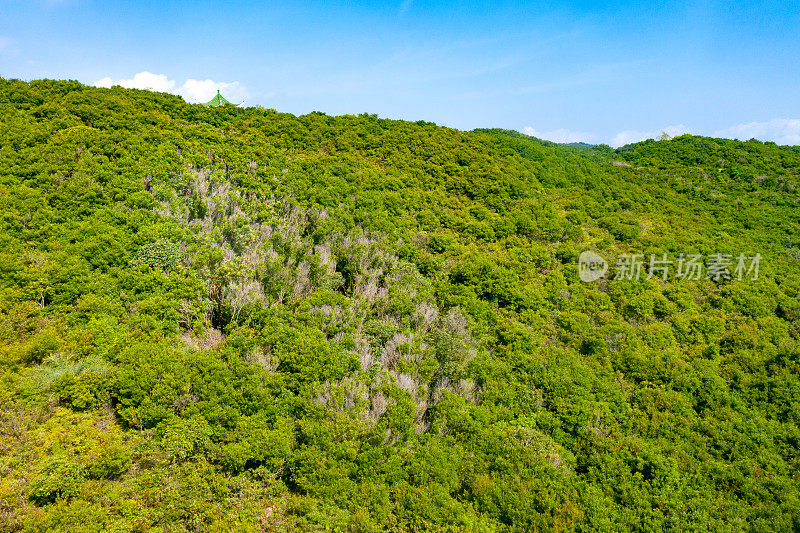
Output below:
[201,90,237,107]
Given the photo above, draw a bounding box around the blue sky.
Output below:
[1,0,799,146]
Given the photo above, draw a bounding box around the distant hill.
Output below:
[1,78,799,531]
[563,141,597,149]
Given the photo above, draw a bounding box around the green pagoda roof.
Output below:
[201,90,237,107]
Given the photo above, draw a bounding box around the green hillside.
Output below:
[1,78,799,531]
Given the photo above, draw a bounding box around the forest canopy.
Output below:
[0,78,799,531]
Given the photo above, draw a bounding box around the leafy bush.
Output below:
[28,456,84,505]
[129,239,182,272]
[2,78,800,531]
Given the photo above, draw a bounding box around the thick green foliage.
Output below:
[1,78,799,531]
[129,239,182,272]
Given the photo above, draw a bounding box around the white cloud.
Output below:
[713,118,800,146]
[609,124,693,148]
[521,119,800,149]
[94,77,114,88]
[93,71,248,104]
[94,71,175,92]
[180,78,247,104]
[523,126,596,144]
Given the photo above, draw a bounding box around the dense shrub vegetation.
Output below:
[1,78,799,531]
